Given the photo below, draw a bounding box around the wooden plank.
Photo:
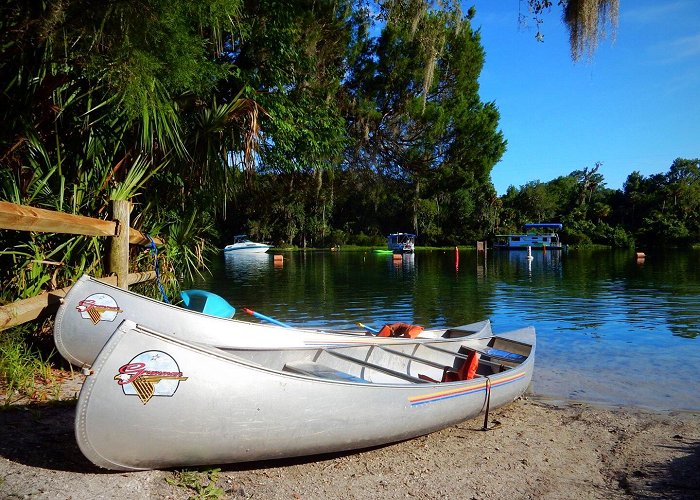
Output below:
[129,228,162,246]
[0,200,116,237]
[0,272,156,331]
[0,201,162,246]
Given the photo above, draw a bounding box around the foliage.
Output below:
[166,468,224,500]
[499,158,700,249]
[0,326,56,404]
[341,0,505,240]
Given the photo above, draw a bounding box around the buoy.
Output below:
[454,246,459,270]
[274,254,284,268]
[527,246,534,261]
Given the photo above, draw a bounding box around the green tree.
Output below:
[344,1,505,240]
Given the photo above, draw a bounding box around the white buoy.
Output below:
[527,246,534,260]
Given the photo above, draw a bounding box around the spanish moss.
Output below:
[564,0,619,62]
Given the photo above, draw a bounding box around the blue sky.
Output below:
[466,1,699,195]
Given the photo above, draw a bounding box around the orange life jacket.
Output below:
[442,350,480,382]
[376,322,424,338]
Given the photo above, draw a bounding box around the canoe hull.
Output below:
[76,321,535,470]
[55,275,491,368]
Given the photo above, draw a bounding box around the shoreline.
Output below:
[1,387,698,499]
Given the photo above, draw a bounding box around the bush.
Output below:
[352,231,385,247]
[329,229,349,246]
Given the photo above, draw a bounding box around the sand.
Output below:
[1,377,698,500]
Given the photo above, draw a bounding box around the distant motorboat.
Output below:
[494,223,564,250]
[223,235,271,253]
[388,233,415,253]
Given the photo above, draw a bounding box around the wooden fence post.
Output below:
[110,200,131,289]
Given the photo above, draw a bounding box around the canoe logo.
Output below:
[76,294,123,325]
[114,351,188,405]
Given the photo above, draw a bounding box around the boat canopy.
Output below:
[523,223,562,230]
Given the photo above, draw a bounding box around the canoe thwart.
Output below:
[283,361,368,383]
[377,346,455,371]
[324,349,429,384]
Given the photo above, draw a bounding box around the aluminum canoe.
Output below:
[54,275,492,369]
[76,319,535,470]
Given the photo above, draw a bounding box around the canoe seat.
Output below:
[480,347,527,363]
[424,343,524,365]
[283,361,368,384]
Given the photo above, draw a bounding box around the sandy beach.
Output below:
[1,377,698,500]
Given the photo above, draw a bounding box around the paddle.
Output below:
[356,322,379,334]
[242,307,292,328]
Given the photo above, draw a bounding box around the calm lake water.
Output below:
[191,248,700,411]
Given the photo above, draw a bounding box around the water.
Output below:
[191,248,700,411]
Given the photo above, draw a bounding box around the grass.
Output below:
[0,325,59,406]
[166,468,225,500]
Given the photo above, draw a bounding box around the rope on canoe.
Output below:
[481,376,492,431]
[147,234,169,304]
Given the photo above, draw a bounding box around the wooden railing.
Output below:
[0,200,163,331]
[0,201,161,246]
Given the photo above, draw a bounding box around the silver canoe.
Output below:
[54,275,491,368]
[76,319,535,470]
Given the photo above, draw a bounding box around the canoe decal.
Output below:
[408,372,526,406]
[76,294,123,325]
[114,351,188,405]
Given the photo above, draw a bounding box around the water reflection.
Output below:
[223,252,272,281]
[389,252,415,274]
[491,249,563,280]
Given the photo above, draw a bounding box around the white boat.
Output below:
[388,233,415,253]
[494,223,564,250]
[223,235,271,253]
[75,319,535,470]
[54,275,492,369]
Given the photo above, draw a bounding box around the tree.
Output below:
[572,162,605,207]
[344,1,505,238]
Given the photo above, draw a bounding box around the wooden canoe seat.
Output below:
[283,361,368,383]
